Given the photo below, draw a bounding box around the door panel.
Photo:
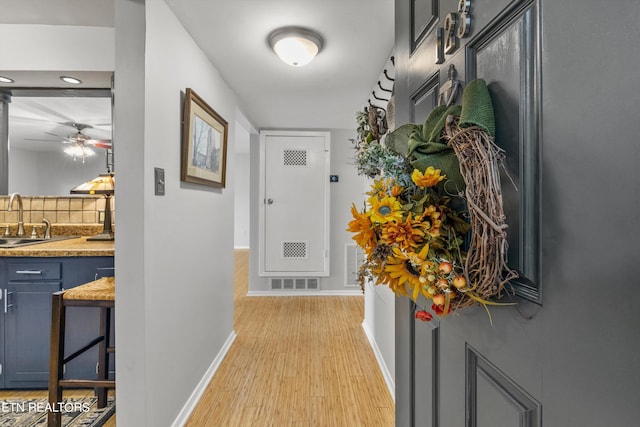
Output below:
[467,345,541,427]
[466,0,540,301]
[413,313,439,427]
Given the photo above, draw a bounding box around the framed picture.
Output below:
[181,88,228,187]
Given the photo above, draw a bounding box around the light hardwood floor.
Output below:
[0,250,394,426]
[185,249,395,426]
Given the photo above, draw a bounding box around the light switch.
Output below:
[154,167,165,195]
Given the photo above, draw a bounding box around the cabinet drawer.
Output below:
[8,262,62,281]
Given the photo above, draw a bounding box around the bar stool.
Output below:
[48,276,115,427]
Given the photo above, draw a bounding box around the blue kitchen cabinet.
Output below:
[0,256,114,389]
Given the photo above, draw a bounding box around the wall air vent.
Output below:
[283,149,308,166]
[270,277,320,291]
[282,241,307,259]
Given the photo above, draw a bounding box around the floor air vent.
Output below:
[271,278,319,291]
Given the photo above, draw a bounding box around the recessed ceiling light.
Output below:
[269,26,324,67]
[0,76,15,83]
[60,76,82,84]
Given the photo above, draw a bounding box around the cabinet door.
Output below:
[64,257,115,380]
[4,282,61,388]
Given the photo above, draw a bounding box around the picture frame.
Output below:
[181,88,228,187]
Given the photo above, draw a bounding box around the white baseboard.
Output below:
[361,321,395,402]
[247,289,364,297]
[171,330,237,427]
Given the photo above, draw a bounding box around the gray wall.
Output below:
[8,148,104,195]
[115,1,237,425]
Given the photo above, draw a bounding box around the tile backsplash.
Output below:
[0,195,115,225]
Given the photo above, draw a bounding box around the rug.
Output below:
[0,397,114,427]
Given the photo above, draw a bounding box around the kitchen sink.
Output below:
[0,235,78,248]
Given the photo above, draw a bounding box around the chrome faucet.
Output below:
[7,193,25,237]
[42,218,51,239]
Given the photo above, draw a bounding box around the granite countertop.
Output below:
[0,236,114,257]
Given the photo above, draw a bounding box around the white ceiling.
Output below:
[1,0,395,150]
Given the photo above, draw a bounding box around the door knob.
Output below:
[266,198,274,205]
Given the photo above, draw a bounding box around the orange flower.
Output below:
[379,213,425,251]
[347,204,376,254]
[390,184,403,197]
[411,166,446,188]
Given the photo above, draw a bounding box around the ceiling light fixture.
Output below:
[60,75,82,84]
[0,76,14,83]
[64,144,95,162]
[269,26,324,67]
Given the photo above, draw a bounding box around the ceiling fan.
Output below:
[44,122,112,162]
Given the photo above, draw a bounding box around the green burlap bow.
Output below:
[385,79,495,195]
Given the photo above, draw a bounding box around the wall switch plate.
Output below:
[154,167,165,195]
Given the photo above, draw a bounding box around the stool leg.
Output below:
[96,306,111,408]
[48,292,65,427]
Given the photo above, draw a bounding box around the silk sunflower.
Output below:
[368,195,403,224]
[384,247,424,297]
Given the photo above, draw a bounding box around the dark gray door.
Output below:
[394,0,640,425]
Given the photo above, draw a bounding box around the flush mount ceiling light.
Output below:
[0,76,14,83]
[60,75,82,84]
[269,26,324,67]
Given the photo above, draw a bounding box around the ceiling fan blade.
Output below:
[16,99,75,123]
[86,139,112,149]
[10,115,61,124]
[44,132,75,143]
[23,138,59,142]
[59,121,94,131]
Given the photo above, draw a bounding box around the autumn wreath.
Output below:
[349,79,517,322]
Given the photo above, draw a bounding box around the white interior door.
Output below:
[259,131,330,276]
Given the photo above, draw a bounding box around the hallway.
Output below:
[185,250,395,426]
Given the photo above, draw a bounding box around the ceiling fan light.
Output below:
[0,76,14,83]
[60,76,82,85]
[64,144,95,159]
[269,27,323,67]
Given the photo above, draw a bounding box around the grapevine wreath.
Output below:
[349,79,517,322]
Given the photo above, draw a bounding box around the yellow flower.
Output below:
[366,178,391,198]
[384,247,423,296]
[368,195,403,224]
[411,166,446,188]
[380,213,426,251]
[347,204,376,254]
